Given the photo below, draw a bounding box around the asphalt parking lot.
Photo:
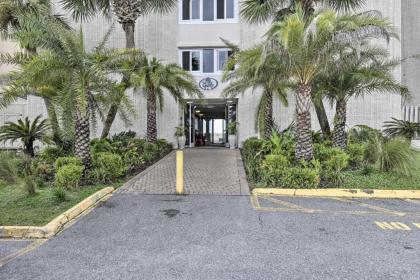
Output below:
[1,194,420,280]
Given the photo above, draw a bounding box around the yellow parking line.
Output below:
[258,195,315,213]
[0,239,46,268]
[331,197,406,217]
[250,194,261,209]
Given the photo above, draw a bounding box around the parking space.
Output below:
[0,240,45,268]
[252,194,420,217]
[1,194,420,279]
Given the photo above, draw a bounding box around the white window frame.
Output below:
[179,48,233,75]
[178,0,239,24]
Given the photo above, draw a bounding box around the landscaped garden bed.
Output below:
[0,131,172,226]
[241,126,420,191]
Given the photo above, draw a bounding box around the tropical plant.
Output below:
[379,137,415,176]
[61,0,177,138]
[0,116,51,156]
[223,45,290,139]
[315,45,407,149]
[0,0,70,54]
[130,56,202,142]
[265,6,395,161]
[228,121,238,135]
[240,0,366,138]
[383,118,420,140]
[0,152,19,184]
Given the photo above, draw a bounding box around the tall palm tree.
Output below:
[222,45,290,139]
[0,0,70,146]
[315,45,408,149]
[61,0,177,138]
[266,7,395,161]
[0,115,51,157]
[240,0,366,139]
[130,57,202,142]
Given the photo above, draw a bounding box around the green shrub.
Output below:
[32,161,55,182]
[142,142,160,163]
[314,144,349,186]
[52,187,67,202]
[38,147,67,164]
[262,165,320,189]
[55,164,84,189]
[155,139,172,157]
[91,139,115,154]
[111,130,137,146]
[261,154,290,171]
[23,175,37,195]
[92,152,127,182]
[0,152,19,184]
[346,143,365,169]
[361,163,375,176]
[262,131,295,160]
[242,137,266,182]
[54,157,83,170]
[379,138,415,176]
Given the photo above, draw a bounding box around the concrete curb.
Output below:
[0,187,114,239]
[252,188,420,199]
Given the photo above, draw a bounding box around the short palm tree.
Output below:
[130,57,202,142]
[315,46,408,149]
[0,115,51,157]
[383,118,420,140]
[240,0,366,138]
[222,45,290,140]
[266,7,395,161]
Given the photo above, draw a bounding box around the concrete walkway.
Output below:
[117,148,250,195]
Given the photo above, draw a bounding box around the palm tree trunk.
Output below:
[295,83,314,161]
[263,90,274,140]
[332,98,347,150]
[100,21,135,139]
[43,98,62,145]
[314,101,331,139]
[146,90,158,143]
[122,21,135,49]
[24,141,35,157]
[75,114,92,169]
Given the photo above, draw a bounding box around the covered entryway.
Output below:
[117,149,249,195]
[184,99,237,148]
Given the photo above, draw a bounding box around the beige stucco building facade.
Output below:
[1,0,418,148]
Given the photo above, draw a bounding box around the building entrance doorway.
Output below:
[184,99,237,148]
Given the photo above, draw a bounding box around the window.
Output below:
[217,50,233,71]
[180,0,236,22]
[180,48,234,74]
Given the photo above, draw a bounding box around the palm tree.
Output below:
[240,0,366,139]
[0,115,51,156]
[315,46,408,149]
[222,45,290,139]
[61,0,177,138]
[266,7,396,161]
[0,51,70,148]
[130,57,202,142]
[0,0,70,146]
[0,0,69,54]
[383,118,420,140]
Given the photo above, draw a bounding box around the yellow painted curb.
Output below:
[252,188,420,199]
[0,187,114,239]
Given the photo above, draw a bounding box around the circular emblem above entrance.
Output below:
[199,77,218,91]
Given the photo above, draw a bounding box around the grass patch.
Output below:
[0,182,120,226]
[342,152,420,190]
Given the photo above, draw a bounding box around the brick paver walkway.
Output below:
[117,148,250,195]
